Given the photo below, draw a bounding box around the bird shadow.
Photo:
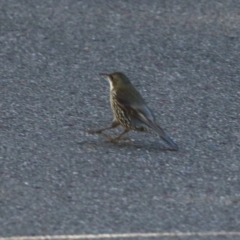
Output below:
[79,138,177,152]
[84,129,178,152]
[108,141,172,151]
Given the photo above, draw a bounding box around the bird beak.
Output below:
[99,73,109,77]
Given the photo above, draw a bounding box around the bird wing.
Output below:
[115,87,159,130]
[116,87,178,150]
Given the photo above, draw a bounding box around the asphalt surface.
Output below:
[0,0,240,239]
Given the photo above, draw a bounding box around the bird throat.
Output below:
[107,77,114,91]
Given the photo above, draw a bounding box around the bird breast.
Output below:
[110,90,115,111]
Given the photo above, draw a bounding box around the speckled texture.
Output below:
[0,0,240,238]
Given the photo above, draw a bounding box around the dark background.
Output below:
[0,0,240,239]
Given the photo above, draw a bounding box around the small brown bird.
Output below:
[89,72,178,150]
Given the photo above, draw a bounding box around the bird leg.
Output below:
[87,121,119,134]
[105,129,130,142]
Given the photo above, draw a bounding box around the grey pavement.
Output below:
[0,0,240,239]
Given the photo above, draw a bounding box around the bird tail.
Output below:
[147,121,178,150]
[160,131,178,151]
[135,111,178,150]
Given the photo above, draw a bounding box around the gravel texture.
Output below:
[0,0,240,239]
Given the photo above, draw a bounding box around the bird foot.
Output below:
[102,134,131,142]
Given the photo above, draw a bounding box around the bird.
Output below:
[88,72,178,150]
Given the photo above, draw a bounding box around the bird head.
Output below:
[100,72,131,90]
